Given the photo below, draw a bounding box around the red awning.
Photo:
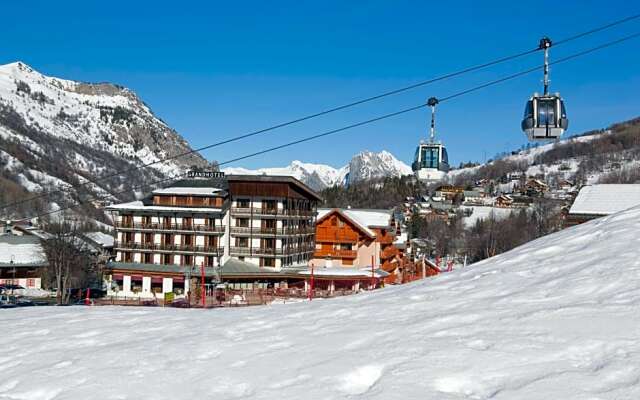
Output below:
[151,277,163,284]
[112,274,123,280]
[173,276,185,283]
[131,275,143,281]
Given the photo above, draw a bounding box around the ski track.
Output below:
[2,207,640,399]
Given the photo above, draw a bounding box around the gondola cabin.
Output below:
[521,93,568,141]
[412,141,449,182]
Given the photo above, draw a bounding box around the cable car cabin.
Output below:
[412,142,449,181]
[521,94,568,141]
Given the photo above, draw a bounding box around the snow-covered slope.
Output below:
[224,150,411,190]
[3,206,640,398]
[0,61,209,219]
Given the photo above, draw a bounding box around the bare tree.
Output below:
[42,222,95,304]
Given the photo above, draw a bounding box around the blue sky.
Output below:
[2,1,639,169]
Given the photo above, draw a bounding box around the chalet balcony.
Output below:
[313,248,358,259]
[381,245,399,260]
[114,241,223,254]
[114,222,225,234]
[316,231,359,243]
[377,233,396,244]
[230,226,315,236]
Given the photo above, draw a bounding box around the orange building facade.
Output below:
[311,208,412,284]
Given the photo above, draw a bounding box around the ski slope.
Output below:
[2,207,640,399]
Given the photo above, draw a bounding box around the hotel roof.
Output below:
[106,200,223,213]
[152,187,223,196]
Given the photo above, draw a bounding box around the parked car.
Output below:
[15,298,35,307]
[0,294,17,308]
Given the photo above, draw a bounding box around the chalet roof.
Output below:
[316,208,393,237]
[569,184,640,216]
[0,234,48,267]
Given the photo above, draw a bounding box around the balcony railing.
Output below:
[114,222,225,233]
[114,241,223,254]
[230,226,315,235]
[229,245,315,256]
[313,248,358,259]
[230,207,315,218]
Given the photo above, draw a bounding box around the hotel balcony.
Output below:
[229,226,315,236]
[229,245,315,257]
[230,207,315,219]
[114,222,225,234]
[114,241,223,255]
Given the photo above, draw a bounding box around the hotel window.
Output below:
[183,234,194,246]
[263,200,276,211]
[261,238,275,250]
[205,256,215,267]
[163,216,172,229]
[143,253,153,264]
[162,234,174,246]
[183,255,194,266]
[183,217,193,229]
[162,254,173,265]
[261,258,275,267]
[236,237,249,247]
[236,218,249,228]
[123,252,133,262]
[237,198,250,208]
[123,232,134,244]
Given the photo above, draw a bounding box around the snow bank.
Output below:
[2,206,640,398]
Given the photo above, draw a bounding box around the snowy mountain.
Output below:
[0,61,210,220]
[224,150,412,191]
[4,205,640,398]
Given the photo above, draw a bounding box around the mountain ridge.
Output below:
[223,150,412,190]
[0,61,210,221]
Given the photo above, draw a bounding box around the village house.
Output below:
[565,184,640,226]
[311,208,410,284]
[0,224,48,289]
[523,178,549,197]
[495,194,514,208]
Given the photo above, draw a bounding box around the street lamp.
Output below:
[10,255,15,294]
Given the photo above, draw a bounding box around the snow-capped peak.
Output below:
[223,150,411,191]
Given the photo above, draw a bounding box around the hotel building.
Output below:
[106,174,320,298]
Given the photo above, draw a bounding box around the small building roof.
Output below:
[0,234,48,267]
[83,232,115,249]
[569,184,640,216]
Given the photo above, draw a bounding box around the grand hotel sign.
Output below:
[187,171,225,179]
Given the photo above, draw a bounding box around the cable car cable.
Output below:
[2,13,639,212]
[11,30,640,221]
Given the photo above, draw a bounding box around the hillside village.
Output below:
[3,118,640,307]
[1,61,640,310]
